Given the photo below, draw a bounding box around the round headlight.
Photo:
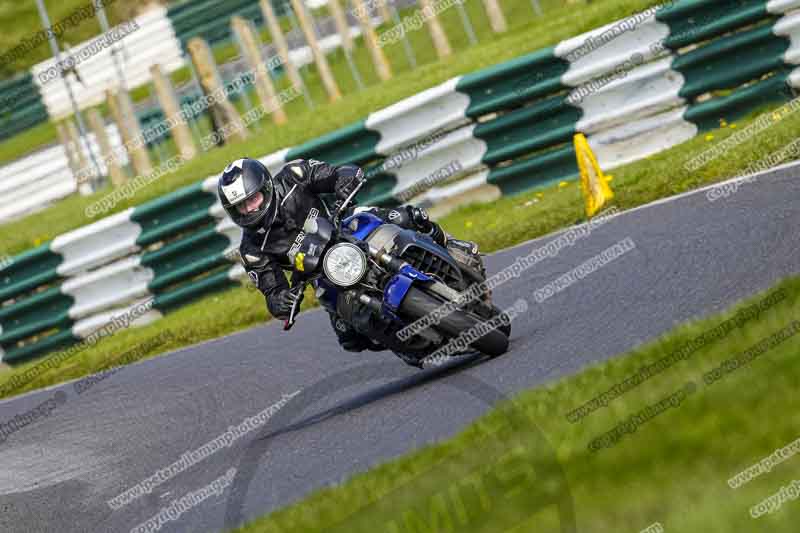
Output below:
[323,243,367,287]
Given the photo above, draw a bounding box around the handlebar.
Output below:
[284,179,364,332]
[333,179,364,228]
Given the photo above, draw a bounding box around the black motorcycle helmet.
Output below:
[218,158,275,228]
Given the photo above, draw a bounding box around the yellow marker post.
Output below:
[574,133,614,217]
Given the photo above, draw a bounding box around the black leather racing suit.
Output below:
[239,158,456,352]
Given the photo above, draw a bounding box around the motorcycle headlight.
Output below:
[323,243,367,287]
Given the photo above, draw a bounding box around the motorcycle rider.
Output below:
[217,157,486,359]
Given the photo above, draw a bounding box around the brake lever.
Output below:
[333,180,364,229]
[282,283,306,331]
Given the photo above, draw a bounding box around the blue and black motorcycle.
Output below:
[282,184,510,367]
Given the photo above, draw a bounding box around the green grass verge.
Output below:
[0,0,667,254]
[0,119,57,165]
[226,276,800,533]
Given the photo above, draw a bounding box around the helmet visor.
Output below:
[234,180,274,227]
[236,191,265,215]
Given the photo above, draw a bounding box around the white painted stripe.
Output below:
[588,106,698,169]
[53,208,144,276]
[556,12,670,87]
[62,256,154,320]
[789,66,800,88]
[387,124,487,198]
[0,178,77,223]
[215,217,243,248]
[0,166,74,201]
[767,0,800,14]
[258,148,292,176]
[0,147,73,194]
[228,263,246,282]
[367,77,470,156]
[32,6,185,119]
[201,175,219,193]
[416,169,490,204]
[208,201,226,219]
[71,298,163,339]
[0,123,127,223]
[574,56,685,134]
[774,11,800,65]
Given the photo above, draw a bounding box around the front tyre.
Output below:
[400,286,509,357]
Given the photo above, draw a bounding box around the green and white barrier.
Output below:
[4,0,800,364]
[31,5,185,120]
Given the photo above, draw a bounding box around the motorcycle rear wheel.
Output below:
[400,286,509,357]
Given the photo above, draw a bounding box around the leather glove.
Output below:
[271,289,304,319]
[334,166,365,202]
[407,206,432,230]
[407,206,446,246]
[406,206,438,237]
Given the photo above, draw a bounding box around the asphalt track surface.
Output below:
[0,164,799,533]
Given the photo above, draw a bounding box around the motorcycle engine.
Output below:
[363,223,403,254]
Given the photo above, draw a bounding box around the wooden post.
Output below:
[106,89,132,174]
[150,64,198,160]
[376,0,393,24]
[352,0,392,81]
[187,37,250,143]
[327,0,353,51]
[119,89,154,177]
[106,87,153,177]
[87,108,127,186]
[482,0,507,33]
[259,0,304,93]
[56,121,82,179]
[419,0,452,58]
[289,0,341,101]
[65,118,90,187]
[231,17,287,125]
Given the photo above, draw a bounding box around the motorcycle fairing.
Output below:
[383,265,432,313]
[342,212,384,241]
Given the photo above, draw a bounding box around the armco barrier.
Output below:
[0,73,48,141]
[167,0,280,49]
[0,122,129,223]
[30,5,185,120]
[3,0,800,365]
